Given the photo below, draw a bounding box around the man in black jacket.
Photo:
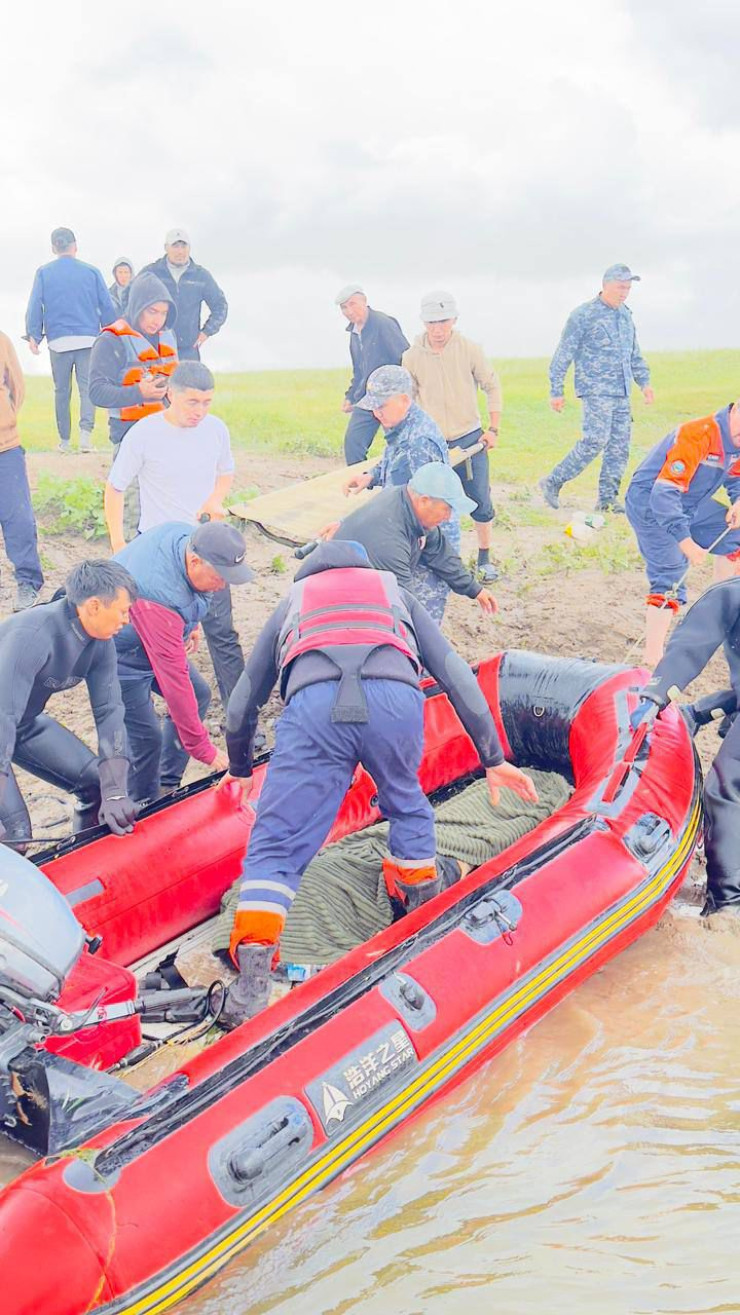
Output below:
[328,463,498,617]
[631,577,740,916]
[217,538,536,1026]
[142,229,228,361]
[0,559,138,845]
[336,284,409,463]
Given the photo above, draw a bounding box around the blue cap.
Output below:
[356,365,414,411]
[603,263,641,283]
[408,463,477,515]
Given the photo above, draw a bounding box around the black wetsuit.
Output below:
[0,597,128,842]
[645,578,740,910]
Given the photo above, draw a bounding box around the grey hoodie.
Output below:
[108,256,135,313]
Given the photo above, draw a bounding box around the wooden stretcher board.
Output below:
[228,443,484,547]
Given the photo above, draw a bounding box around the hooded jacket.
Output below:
[0,331,25,454]
[108,257,134,313]
[225,541,504,777]
[88,273,178,444]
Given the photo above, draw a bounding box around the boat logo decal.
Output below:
[306,1022,417,1136]
[322,1083,352,1125]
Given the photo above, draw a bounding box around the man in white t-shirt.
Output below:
[104,361,244,706]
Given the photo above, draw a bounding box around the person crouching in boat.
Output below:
[216,539,538,1028]
[625,401,740,668]
[0,559,138,846]
[632,576,740,919]
[112,521,254,803]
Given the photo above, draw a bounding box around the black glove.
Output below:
[97,757,137,837]
[629,680,668,733]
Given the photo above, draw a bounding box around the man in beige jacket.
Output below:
[403,291,501,581]
[0,332,44,610]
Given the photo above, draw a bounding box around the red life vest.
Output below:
[102,319,178,422]
[278,567,421,673]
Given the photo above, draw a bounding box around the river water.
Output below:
[182,899,740,1315]
[1,895,738,1315]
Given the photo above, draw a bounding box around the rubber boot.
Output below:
[395,874,442,912]
[219,943,274,1030]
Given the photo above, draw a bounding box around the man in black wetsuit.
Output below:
[0,559,139,845]
[631,576,740,914]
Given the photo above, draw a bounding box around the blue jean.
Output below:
[119,662,212,802]
[49,347,95,444]
[449,428,494,523]
[237,679,435,922]
[0,447,43,589]
[344,407,380,464]
[625,490,740,605]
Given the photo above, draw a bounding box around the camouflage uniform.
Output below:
[368,400,459,622]
[545,295,650,504]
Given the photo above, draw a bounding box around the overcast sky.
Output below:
[3,0,738,375]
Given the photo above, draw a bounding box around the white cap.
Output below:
[165,228,190,246]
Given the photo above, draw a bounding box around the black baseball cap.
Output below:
[189,522,254,584]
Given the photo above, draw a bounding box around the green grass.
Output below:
[18,350,740,486]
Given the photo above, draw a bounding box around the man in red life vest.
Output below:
[88,272,179,456]
[217,539,537,1027]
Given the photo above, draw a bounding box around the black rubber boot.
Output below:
[395,875,442,912]
[219,944,274,1030]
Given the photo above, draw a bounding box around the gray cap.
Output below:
[165,227,190,246]
[408,463,477,515]
[421,290,458,322]
[335,282,365,306]
[356,365,414,410]
[189,522,254,585]
[602,263,640,283]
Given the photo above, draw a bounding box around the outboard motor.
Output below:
[0,849,215,1155]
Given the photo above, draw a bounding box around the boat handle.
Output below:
[228,1111,306,1184]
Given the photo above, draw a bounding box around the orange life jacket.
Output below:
[103,319,178,422]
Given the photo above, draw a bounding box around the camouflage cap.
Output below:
[421,290,458,322]
[356,365,414,410]
[335,283,365,306]
[603,264,641,283]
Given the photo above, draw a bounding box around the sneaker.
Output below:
[13,583,39,612]
[538,476,560,509]
[57,442,70,454]
[477,562,500,583]
[596,499,626,514]
[78,432,93,453]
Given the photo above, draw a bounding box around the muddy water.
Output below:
[181,902,740,1315]
[2,898,738,1314]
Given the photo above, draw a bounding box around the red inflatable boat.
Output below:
[0,652,701,1315]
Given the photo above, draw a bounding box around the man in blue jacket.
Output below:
[336,284,409,464]
[24,228,116,453]
[141,229,228,362]
[539,264,654,513]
